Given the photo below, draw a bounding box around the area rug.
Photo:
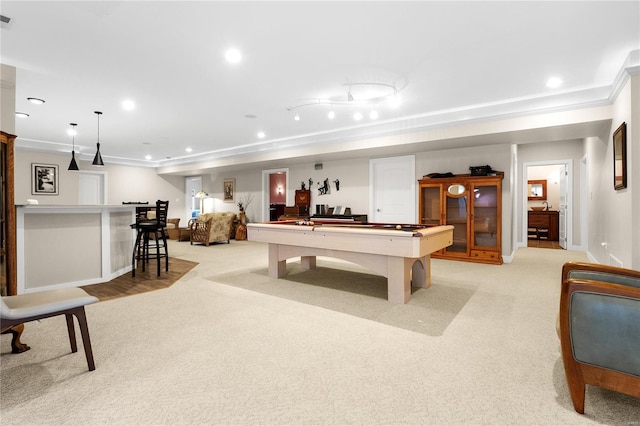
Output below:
[81,257,198,301]
[209,260,477,336]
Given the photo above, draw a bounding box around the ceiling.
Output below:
[1,1,639,173]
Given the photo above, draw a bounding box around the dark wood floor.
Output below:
[527,239,563,249]
[81,258,198,301]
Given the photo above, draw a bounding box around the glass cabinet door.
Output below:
[445,184,468,254]
[471,184,498,248]
[420,185,442,225]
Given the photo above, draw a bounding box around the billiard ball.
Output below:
[308,221,314,226]
[396,225,402,230]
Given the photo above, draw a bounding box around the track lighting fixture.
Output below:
[92,111,104,166]
[286,81,403,121]
[68,123,79,171]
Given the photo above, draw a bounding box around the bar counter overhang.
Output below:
[16,204,142,294]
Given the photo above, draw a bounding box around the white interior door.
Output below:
[184,176,202,223]
[558,164,568,249]
[79,172,106,205]
[369,155,415,223]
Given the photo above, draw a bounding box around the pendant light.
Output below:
[68,123,79,171]
[92,111,104,166]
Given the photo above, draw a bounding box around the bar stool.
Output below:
[131,200,169,277]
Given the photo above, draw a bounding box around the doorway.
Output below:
[261,168,289,222]
[523,161,571,250]
[184,176,202,224]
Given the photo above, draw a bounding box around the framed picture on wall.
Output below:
[223,178,235,202]
[613,122,627,190]
[31,163,59,195]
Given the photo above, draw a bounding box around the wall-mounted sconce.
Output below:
[277,186,283,194]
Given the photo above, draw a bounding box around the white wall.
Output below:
[14,150,186,219]
[587,75,638,268]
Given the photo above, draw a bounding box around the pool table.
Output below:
[246,220,454,304]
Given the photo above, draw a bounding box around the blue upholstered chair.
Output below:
[559,262,640,413]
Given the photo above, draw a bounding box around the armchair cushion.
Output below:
[559,262,640,414]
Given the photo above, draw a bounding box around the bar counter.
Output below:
[16,204,142,294]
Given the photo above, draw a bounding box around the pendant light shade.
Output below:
[92,111,104,166]
[68,123,79,171]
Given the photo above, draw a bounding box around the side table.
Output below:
[235,224,247,241]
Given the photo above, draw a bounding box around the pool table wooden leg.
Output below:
[300,256,316,270]
[412,255,431,289]
[387,257,413,304]
[268,244,287,278]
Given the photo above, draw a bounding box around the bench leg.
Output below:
[65,313,78,353]
[72,307,96,371]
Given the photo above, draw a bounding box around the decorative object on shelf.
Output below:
[286,80,405,121]
[308,178,313,190]
[237,193,254,212]
[613,122,627,190]
[318,178,329,195]
[300,181,306,190]
[92,111,104,166]
[223,178,235,202]
[469,165,494,176]
[67,123,79,171]
[334,179,340,191]
[31,163,59,195]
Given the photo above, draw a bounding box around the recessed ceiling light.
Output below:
[294,113,300,121]
[122,99,135,110]
[225,48,242,63]
[185,147,193,153]
[145,155,152,160]
[369,110,379,120]
[327,110,335,119]
[15,112,29,118]
[546,77,562,88]
[27,97,45,104]
[257,131,265,139]
[353,112,363,121]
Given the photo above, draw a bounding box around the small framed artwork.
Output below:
[223,178,235,202]
[32,163,59,195]
[613,122,627,190]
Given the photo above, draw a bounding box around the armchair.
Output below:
[559,262,640,413]
[189,212,236,246]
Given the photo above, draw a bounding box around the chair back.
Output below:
[155,200,169,227]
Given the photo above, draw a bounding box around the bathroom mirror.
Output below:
[447,184,466,196]
[527,180,546,200]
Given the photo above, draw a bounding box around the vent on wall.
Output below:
[609,254,623,268]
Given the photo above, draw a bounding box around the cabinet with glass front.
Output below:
[418,172,503,264]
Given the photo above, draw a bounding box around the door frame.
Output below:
[261,168,289,222]
[521,160,573,249]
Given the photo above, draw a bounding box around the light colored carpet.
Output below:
[1,241,639,425]
[210,261,476,337]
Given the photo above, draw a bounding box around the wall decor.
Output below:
[527,179,546,200]
[613,122,627,190]
[223,178,235,202]
[31,163,59,195]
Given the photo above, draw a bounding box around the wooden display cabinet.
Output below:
[1,131,16,295]
[418,172,503,264]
